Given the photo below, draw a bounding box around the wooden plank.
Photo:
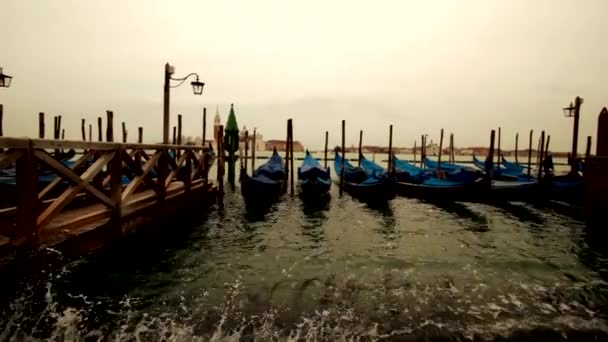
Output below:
[122,151,161,201]
[16,140,39,244]
[0,137,210,152]
[34,150,114,208]
[38,150,94,200]
[165,150,189,188]
[36,152,115,229]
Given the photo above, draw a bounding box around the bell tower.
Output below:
[213,105,221,144]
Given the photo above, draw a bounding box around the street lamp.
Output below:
[562,96,583,175]
[163,63,205,144]
[0,68,13,88]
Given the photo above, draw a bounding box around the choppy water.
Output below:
[1,169,608,340]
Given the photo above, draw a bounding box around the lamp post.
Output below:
[0,67,13,88]
[563,96,583,175]
[163,63,205,144]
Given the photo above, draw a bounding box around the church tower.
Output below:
[213,105,221,144]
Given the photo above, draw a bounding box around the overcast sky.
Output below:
[1,0,607,150]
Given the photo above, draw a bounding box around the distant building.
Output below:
[238,125,265,151]
[265,139,304,152]
[213,105,221,150]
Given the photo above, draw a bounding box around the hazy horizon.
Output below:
[1,0,607,151]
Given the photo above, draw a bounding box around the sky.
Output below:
[1,0,607,151]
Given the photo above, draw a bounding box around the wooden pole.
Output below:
[515,133,519,164]
[487,130,496,183]
[217,125,224,204]
[177,114,182,145]
[527,130,533,177]
[53,116,58,139]
[437,129,444,172]
[38,112,45,139]
[585,136,592,162]
[420,135,426,168]
[106,110,114,142]
[570,96,583,174]
[538,131,545,181]
[497,126,501,168]
[252,128,256,171]
[0,104,3,140]
[81,119,86,141]
[88,124,92,142]
[545,135,551,157]
[16,141,38,247]
[57,115,62,140]
[122,122,127,143]
[289,120,294,195]
[244,130,249,173]
[61,129,65,140]
[172,126,176,145]
[138,127,143,144]
[202,107,207,146]
[340,120,345,195]
[97,117,102,142]
[449,133,454,163]
[284,119,290,193]
[358,130,363,166]
[413,140,417,164]
[388,125,393,174]
[324,131,328,168]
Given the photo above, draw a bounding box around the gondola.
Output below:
[298,151,331,198]
[240,148,284,201]
[472,155,534,181]
[334,151,394,200]
[392,155,481,201]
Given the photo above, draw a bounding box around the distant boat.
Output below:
[240,148,284,201]
[298,151,330,198]
[334,151,394,200]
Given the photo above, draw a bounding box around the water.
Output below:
[1,157,607,341]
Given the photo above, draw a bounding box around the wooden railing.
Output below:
[0,138,213,248]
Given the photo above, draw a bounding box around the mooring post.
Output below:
[88,124,92,142]
[535,137,541,170]
[177,114,182,159]
[570,97,584,175]
[585,136,592,162]
[81,119,86,141]
[515,133,519,164]
[57,115,62,139]
[172,126,176,145]
[177,114,182,145]
[497,127,501,169]
[545,135,551,158]
[61,129,65,140]
[0,105,3,143]
[538,131,545,182]
[289,120,294,195]
[252,128,256,171]
[244,130,249,173]
[597,108,608,156]
[122,122,127,143]
[217,125,224,205]
[420,135,425,168]
[449,133,454,164]
[97,117,102,142]
[110,145,123,236]
[486,130,496,184]
[38,112,45,139]
[53,116,58,139]
[527,130,533,177]
[16,140,39,249]
[413,140,417,164]
[138,127,143,144]
[106,110,114,142]
[340,120,346,195]
[437,128,444,172]
[324,131,328,168]
[358,130,363,166]
[202,107,207,146]
[388,125,394,174]
[284,119,290,193]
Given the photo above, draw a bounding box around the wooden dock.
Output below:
[0,137,218,258]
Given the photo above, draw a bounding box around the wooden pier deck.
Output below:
[0,138,219,258]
